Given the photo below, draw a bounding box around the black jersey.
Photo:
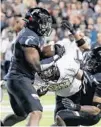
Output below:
[5,27,44,80]
[93,73,101,97]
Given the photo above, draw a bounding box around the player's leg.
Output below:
[56,109,101,126]
[3,114,26,126]
[6,77,43,126]
[3,92,26,126]
[27,110,42,126]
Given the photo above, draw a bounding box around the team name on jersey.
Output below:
[48,78,72,91]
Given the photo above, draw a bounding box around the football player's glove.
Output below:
[54,44,65,58]
[62,98,81,111]
[61,20,76,35]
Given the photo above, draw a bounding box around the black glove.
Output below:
[54,44,65,58]
[61,20,76,35]
[62,98,81,111]
[37,86,48,97]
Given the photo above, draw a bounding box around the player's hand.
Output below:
[37,86,48,97]
[55,44,65,58]
[61,20,76,35]
[62,98,81,111]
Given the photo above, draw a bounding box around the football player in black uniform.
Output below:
[1,7,65,126]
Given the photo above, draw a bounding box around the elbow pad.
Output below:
[76,38,85,47]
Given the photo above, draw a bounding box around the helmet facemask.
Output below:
[38,14,52,36]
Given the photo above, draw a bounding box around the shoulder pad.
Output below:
[19,36,39,47]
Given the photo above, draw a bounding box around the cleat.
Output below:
[0,120,4,126]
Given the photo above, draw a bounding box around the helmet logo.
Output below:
[31,9,40,15]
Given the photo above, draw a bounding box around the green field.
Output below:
[0,90,101,127]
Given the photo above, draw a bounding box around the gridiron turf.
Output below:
[0,90,101,126]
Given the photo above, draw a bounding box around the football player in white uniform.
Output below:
[35,21,101,126]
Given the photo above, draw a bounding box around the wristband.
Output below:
[76,38,85,47]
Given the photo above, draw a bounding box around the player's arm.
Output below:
[74,100,101,115]
[62,98,101,115]
[56,102,101,126]
[79,82,101,119]
[22,47,41,72]
[19,36,42,72]
[62,20,90,50]
[80,105,100,115]
[41,44,65,59]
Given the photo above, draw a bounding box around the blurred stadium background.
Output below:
[0,0,101,126]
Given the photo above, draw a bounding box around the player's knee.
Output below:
[30,111,42,120]
[56,109,80,126]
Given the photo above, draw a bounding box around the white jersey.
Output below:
[35,38,82,97]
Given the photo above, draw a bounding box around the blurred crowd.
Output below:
[0,0,101,79]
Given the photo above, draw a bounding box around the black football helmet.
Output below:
[84,46,101,74]
[24,7,52,36]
